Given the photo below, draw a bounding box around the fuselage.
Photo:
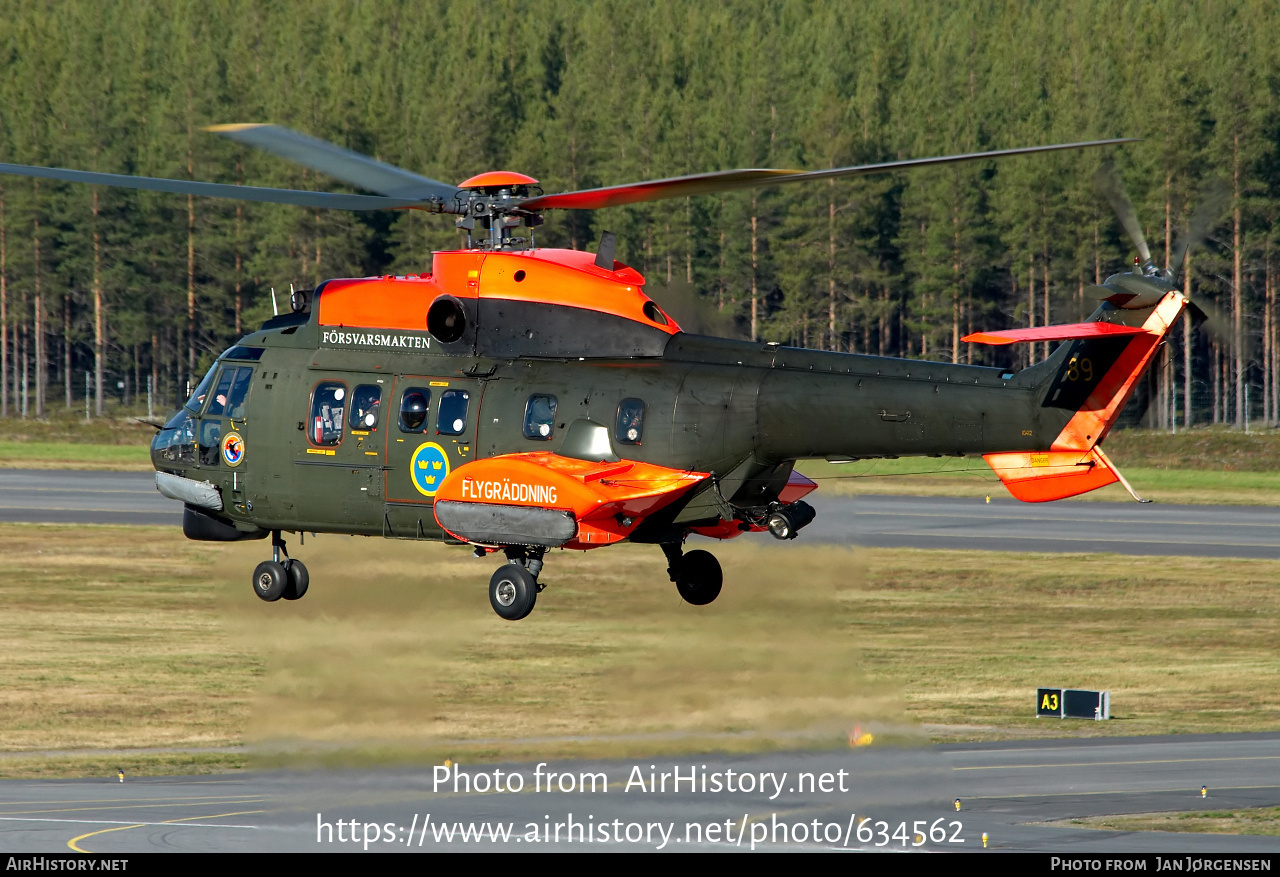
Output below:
[151,247,1099,544]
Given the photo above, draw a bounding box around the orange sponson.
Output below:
[983,447,1118,502]
[434,452,708,549]
[778,470,818,503]
[690,470,819,540]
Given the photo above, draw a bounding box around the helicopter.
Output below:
[0,126,1193,621]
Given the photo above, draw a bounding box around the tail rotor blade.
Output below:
[1169,180,1230,278]
[1094,163,1152,267]
[1187,296,1234,348]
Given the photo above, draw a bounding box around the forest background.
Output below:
[0,0,1276,430]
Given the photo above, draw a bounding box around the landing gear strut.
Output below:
[662,541,723,606]
[252,531,309,602]
[488,546,545,620]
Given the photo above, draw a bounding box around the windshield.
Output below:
[183,367,218,413]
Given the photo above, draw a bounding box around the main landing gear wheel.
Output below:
[283,559,309,600]
[254,530,309,603]
[674,549,722,606]
[252,560,288,602]
[489,564,538,621]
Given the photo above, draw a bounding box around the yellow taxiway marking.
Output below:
[68,808,262,853]
[955,755,1280,770]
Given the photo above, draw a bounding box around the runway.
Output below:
[0,470,177,526]
[1,734,1277,852]
[7,469,1276,560]
[803,494,1280,559]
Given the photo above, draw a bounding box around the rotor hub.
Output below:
[455,172,544,250]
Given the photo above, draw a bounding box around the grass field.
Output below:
[1049,808,1280,837]
[1,523,1276,777]
[0,415,155,470]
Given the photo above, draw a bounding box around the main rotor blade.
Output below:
[521,139,1139,211]
[207,123,463,207]
[0,161,427,210]
[1093,162,1152,266]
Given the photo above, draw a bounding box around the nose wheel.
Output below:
[252,531,309,602]
[488,546,545,620]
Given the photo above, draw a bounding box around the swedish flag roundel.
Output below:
[411,442,450,497]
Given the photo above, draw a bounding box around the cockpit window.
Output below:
[399,388,431,433]
[205,369,236,416]
[223,368,253,418]
[523,394,557,440]
[309,381,348,446]
[436,389,470,436]
[348,384,383,431]
[206,366,253,418]
[616,398,645,445]
[152,409,196,465]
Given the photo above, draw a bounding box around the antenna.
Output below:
[271,287,278,316]
[594,231,616,270]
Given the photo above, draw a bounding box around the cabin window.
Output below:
[523,394,557,439]
[348,384,383,431]
[615,398,645,444]
[398,388,432,433]
[436,389,470,435]
[309,381,348,446]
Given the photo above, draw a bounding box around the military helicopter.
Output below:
[0,127,1189,621]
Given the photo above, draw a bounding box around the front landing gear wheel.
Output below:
[489,564,538,621]
[252,561,288,602]
[283,559,309,600]
[675,549,722,605]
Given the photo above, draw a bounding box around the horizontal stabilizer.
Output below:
[963,322,1147,346]
[983,447,1119,502]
